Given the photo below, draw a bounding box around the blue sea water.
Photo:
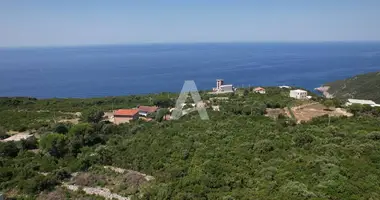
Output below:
[0,42,380,98]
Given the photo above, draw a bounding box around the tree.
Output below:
[348,104,362,115]
[67,123,101,151]
[323,99,335,110]
[39,133,68,158]
[156,108,170,122]
[0,126,9,139]
[242,106,252,115]
[371,107,380,116]
[96,146,114,165]
[20,136,38,150]
[54,123,69,134]
[0,141,19,157]
[147,112,157,119]
[81,109,104,123]
[154,99,175,108]
[20,175,58,194]
[68,135,84,156]
[68,123,94,137]
[362,104,373,113]
[293,133,314,147]
[332,98,343,107]
[243,89,249,96]
[251,102,267,116]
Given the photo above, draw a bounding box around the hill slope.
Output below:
[324,71,380,103]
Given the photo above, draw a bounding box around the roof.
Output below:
[254,87,265,91]
[347,99,376,105]
[138,106,158,113]
[114,109,139,116]
[290,89,307,93]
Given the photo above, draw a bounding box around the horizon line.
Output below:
[2,40,380,49]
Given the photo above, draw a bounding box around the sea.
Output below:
[0,42,380,98]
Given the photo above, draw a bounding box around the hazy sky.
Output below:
[1,0,380,47]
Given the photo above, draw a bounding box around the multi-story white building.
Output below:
[290,89,308,99]
[212,79,234,93]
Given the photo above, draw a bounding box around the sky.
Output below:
[1,0,380,47]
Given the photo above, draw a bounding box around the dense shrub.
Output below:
[54,123,69,134]
[293,132,315,147]
[0,142,19,157]
[368,132,380,141]
[81,109,104,123]
[1,91,380,199]
[20,136,38,150]
[0,126,9,139]
[39,133,68,158]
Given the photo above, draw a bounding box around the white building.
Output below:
[345,99,380,107]
[279,85,292,89]
[219,84,234,93]
[290,89,308,99]
[212,79,234,93]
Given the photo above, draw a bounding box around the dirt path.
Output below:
[292,102,319,111]
[104,166,155,181]
[63,184,130,200]
[1,132,32,142]
[333,108,353,117]
[57,118,79,124]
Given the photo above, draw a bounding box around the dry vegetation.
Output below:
[292,103,352,123]
[65,166,153,199]
[266,102,353,123]
[265,108,287,119]
[37,187,105,200]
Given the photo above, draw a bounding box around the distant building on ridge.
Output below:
[254,87,266,94]
[212,79,235,93]
[345,99,380,107]
[279,85,292,89]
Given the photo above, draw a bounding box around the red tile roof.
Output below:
[254,87,265,91]
[138,106,159,113]
[114,109,139,116]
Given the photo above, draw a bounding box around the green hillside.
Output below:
[2,87,380,199]
[324,71,380,103]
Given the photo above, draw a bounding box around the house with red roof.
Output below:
[137,105,159,117]
[113,109,139,124]
[254,87,266,94]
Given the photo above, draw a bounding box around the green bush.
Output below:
[293,132,315,147]
[54,123,69,134]
[20,136,38,150]
[0,141,19,157]
[0,126,9,139]
[39,133,68,158]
